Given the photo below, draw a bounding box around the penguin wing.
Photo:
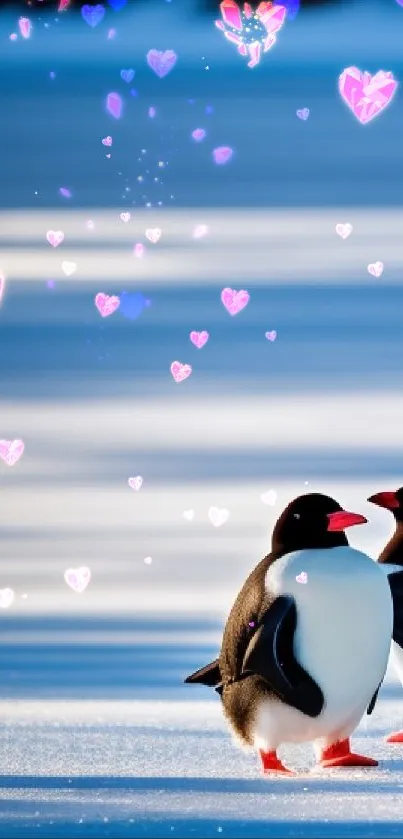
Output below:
[184,658,221,687]
[388,570,403,649]
[241,594,324,718]
[367,682,382,716]
[366,569,403,715]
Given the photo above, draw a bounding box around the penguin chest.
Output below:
[266,547,393,722]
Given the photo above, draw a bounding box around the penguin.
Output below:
[185,493,394,774]
[367,488,403,743]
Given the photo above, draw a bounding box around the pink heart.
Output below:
[18,17,31,39]
[367,261,384,278]
[296,108,309,120]
[338,67,398,125]
[170,361,192,383]
[46,230,64,248]
[146,228,161,244]
[221,287,250,316]
[95,293,120,317]
[120,212,130,223]
[134,243,144,257]
[192,225,208,239]
[64,566,91,593]
[128,476,143,491]
[213,146,233,165]
[296,571,308,585]
[265,330,277,342]
[146,49,177,79]
[0,439,24,467]
[102,136,113,146]
[336,223,353,240]
[0,588,15,608]
[190,330,209,349]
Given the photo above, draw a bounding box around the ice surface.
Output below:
[0,639,403,839]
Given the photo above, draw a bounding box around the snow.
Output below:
[0,644,403,838]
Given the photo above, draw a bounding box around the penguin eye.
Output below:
[293,513,300,520]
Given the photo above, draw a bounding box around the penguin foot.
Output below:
[259,749,294,775]
[319,738,378,768]
[386,730,403,743]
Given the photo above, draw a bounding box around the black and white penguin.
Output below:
[367,488,403,743]
[185,493,394,774]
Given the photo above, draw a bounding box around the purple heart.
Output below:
[81,4,105,27]
[146,49,177,79]
[120,69,135,84]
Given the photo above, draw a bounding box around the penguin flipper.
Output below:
[241,594,324,718]
[388,571,403,649]
[184,658,221,687]
[367,682,382,716]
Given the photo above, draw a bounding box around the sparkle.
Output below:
[230,13,267,46]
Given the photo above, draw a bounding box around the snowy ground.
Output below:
[1,685,403,837]
[0,619,403,838]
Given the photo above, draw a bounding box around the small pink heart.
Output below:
[192,225,208,239]
[146,228,161,244]
[62,261,77,276]
[296,108,309,120]
[190,330,209,349]
[120,212,131,223]
[18,17,31,39]
[46,230,64,248]
[0,439,24,467]
[221,287,250,316]
[208,506,229,527]
[367,261,383,278]
[128,476,143,491]
[0,588,15,609]
[170,361,192,383]
[336,223,353,239]
[134,243,144,257]
[95,292,120,317]
[64,566,91,593]
[265,331,277,342]
[147,49,177,79]
[213,146,233,165]
[296,572,308,584]
[102,136,113,146]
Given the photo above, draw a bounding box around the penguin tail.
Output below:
[184,658,221,687]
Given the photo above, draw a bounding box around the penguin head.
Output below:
[272,492,368,555]
[368,487,403,522]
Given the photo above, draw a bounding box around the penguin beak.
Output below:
[367,491,400,510]
[327,510,368,531]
